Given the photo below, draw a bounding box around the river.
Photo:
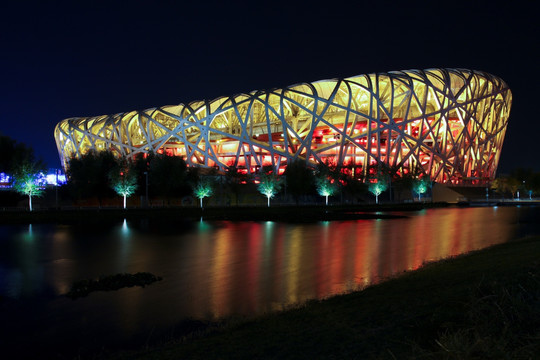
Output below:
[1,206,539,358]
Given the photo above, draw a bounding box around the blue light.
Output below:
[0,169,67,188]
[44,169,67,186]
[121,219,129,236]
[0,172,11,188]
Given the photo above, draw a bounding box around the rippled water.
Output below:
[1,206,538,357]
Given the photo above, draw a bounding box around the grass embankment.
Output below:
[113,236,540,359]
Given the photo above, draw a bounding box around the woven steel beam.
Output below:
[55,68,511,185]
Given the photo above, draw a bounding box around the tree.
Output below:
[373,163,399,202]
[257,166,282,207]
[412,177,430,201]
[314,164,337,205]
[318,160,349,204]
[342,176,367,203]
[67,150,118,205]
[368,181,387,204]
[225,165,249,206]
[193,177,214,209]
[392,172,414,203]
[491,175,520,199]
[507,177,521,199]
[148,153,189,204]
[0,133,41,174]
[132,153,152,204]
[315,177,337,206]
[284,159,314,205]
[510,167,534,199]
[529,172,540,198]
[367,166,389,204]
[490,176,505,196]
[109,161,138,209]
[12,161,45,211]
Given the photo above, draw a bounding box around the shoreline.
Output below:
[0,203,446,224]
[2,200,536,225]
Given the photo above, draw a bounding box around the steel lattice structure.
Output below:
[55,68,511,184]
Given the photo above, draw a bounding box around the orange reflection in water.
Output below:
[210,223,234,318]
[201,207,517,317]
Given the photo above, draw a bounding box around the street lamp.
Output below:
[143,171,149,207]
[55,169,59,209]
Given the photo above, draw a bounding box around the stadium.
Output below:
[54,68,511,185]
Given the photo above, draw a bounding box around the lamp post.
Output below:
[55,169,59,209]
[144,171,149,207]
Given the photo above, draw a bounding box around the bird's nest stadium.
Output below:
[55,68,511,185]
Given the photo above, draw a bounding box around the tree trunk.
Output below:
[123,194,127,209]
[29,195,33,212]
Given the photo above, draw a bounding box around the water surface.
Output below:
[1,206,538,357]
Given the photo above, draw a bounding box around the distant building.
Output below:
[43,169,67,186]
[0,170,66,189]
[0,172,11,188]
[55,68,511,185]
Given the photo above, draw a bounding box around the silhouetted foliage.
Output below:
[529,173,540,195]
[342,176,367,203]
[67,150,118,205]
[392,172,414,202]
[0,133,43,173]
[491,168,540,199]
[284,159,315,205]
[225,165,250,206]
[132,152,152,196]
[148,153,190,203]
[510,168,537,198]
[491,175,521,198]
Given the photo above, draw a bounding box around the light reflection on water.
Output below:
[0,206,539,356]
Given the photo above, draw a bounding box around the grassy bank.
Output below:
[111,236,540,359]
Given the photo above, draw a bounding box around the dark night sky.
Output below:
[0,0,537,173]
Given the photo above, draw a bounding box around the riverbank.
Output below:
[110,235,540,359]
[0,203,446,224]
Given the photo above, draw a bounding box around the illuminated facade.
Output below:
[55,68,511,184]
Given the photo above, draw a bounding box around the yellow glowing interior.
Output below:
[55,68,511,184]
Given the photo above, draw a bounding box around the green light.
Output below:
[111,170,138,209]
[257,173,282,207]
[368,180,388,204]
[193,179,214,209]
[13,162,45,212]
[412,177,430,201]
[316,177,337,205]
